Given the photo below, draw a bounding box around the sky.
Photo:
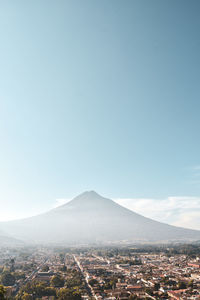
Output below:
[0,0,200,228]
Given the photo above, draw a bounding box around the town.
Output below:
[0,245,200,299]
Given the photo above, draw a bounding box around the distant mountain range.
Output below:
[0,234,23,246]
[1,191,200,245]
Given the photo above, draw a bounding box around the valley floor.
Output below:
[1,245,200,299]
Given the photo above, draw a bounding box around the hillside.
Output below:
[0,234,23,247]
[0,191,200,245]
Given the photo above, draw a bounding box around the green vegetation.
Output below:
[0,272,15,286]
[88,279,98,287]
[65,270,83,289]
[51,275,65,288]
[0,285,6,300]
[15,268,85,300]
[16,281,56,299]
[57,287,81,300]
[177,281,187,289]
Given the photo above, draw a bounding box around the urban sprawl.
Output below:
[1,245,200,299]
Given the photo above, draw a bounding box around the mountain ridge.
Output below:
[0,191,200,245]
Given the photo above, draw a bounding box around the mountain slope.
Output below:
[0,232,23,247]
[1,191,200,244]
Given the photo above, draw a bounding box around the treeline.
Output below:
[52,244,200,257]
[16,269,84,300]
[0,268,85,300]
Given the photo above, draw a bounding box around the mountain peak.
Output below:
[78,190,100,198]
[71,190,106,203]
[53,191,112,212]
[61,190,115,209]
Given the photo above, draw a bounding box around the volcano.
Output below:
[1,191,200,245]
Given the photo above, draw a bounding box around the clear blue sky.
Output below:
[0,0,200,221]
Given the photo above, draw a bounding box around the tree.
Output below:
[0,285,6,300]
[21,292,32,300]
[51,275,64,287]
[154,283,160,291]
[13,272,26,280]
[10,258,15,272]
[65,271,82,288]
[59,265,67,272]
[88,279,98,287]
[1,272,15,286]
[16,281,57,299]
[57,287,81,300]
[44,287,56,296]
[177,281,186,289]
[145,287,153,296]
[187,280,194,288]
